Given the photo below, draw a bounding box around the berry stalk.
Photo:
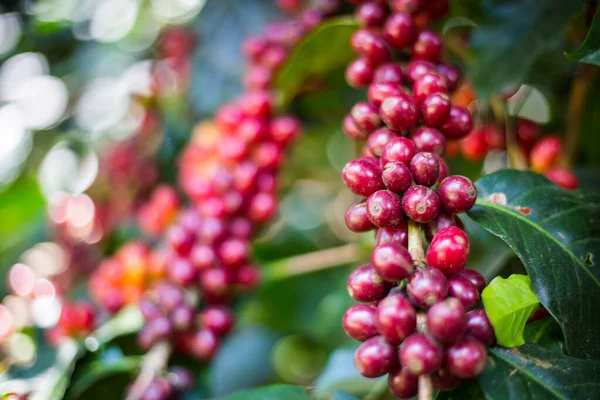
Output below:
[126,341,172,400]
[407,220,425,265]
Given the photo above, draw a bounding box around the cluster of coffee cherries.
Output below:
[139,366,194,400]
[337,0,496,396]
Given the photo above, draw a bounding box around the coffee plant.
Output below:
[0,0,599,399]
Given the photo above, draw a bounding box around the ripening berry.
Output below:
[545,166,578,190]
[376,222,408,247]
[447,276,480,310]
[368,127,397,156]
[380,94,419,131]
[441,106,473,140]
[413,73,448,104]
[347,264,393,302]
[345,201,377,232]
[399,333,443,375]
[460,128,489,161]
[437,63,461,91]
[516,118,540,151]
[432,367,461,391]
[436,154,449,184]
[382,162,412,194]
[402,185,440,223]
[383,13,415,49]
[249,192,277,222]
[343,159,385,197]
[410,152,440,186]
[368,82,404,107]
[270,116,301,145]
[342,114,367,140]
[376,294,417,343]
[346,58,375,88]
[168,367,195,391]
[199,306,235,336]
[171,304,194,331]
[421,94,451,128]
[412,31,442,62]
[367,190,404,227]
[390,0,422,14]
[168,257,199,286]
[371,243,414,281]
[351,29,391,65]
[240,90,272,118]
[380,137,416,166]
[426,226,470,275]
[465,309,496,346]
[426,298,467,343]
[188,328,219,360]
[354,336,397,377]
[388,367,418,398]
[373,63,404,84]
[343,304,379,341]
[437,175,477,214]
[406,60,436,83]
[446,336,487,378]
[456,268,486,293]
[425,212,463,242]
[351,102,381,132]
[407,267,448,308]
[356,2,388,27]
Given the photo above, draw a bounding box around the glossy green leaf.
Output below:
[468,170,600,359]
[524,318,565,354]
[469,0,585,99]
[275,17,359,106]
[482,274,540,347]
[479,344,600,400]
[217,384,311,400]
[66,355,140,399]
[566,8,600,65]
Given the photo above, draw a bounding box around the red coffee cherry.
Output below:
[425,212,463,242]
[376,222,409,247]
[530,135,562,173]
[465,309,496,346]
[376,294,417,343]
[432,367,461,391]
[421,94,451,128]
[346,58,375,88]
[343,304,379,341]
[545,167,579,190]
[441,106,473,139]
[516,118,540,151]
[446,336,487,378]
[383,13,415,49]
[347,264,393,302]
[413,73,448,104]
[367,190,404,227]
[407,267,448,308]
[351,29,392,65]
[390,0,422,14]
[436,63,461,91]
[412,31,442,62]
[460,128,490,161]
[437,175,477,214]
[354,336,398,378]
[342,158,385,197]
[371,243,414,281]
[399,333,443,375]
[380,94,419,131]
[356,2,388,27]
[447,276,480,310]
[456,268,486,293]
[426,226,470,275]
[402,185,440,223]
[343,114,368,140]
[199,306,234,336]
[388,367,418,398]
[426,297,467,343]
[410,152,440,186]
[373,63,404,84]
[406,59,436,83]
[368,127,397,156]
[380,137,416,166]
[382,162,412,194]
[368,82,405,107]
[351,101,382,132]
[346,201,377,232]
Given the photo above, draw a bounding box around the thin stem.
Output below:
[563,65,597,167]
[126,341,171,400]
[264,243,362,281]
[489,96,528,170]
[418,375,433,400]
[408,220,425,265]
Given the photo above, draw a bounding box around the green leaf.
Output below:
[217,384,311,400]
[469,0,585,99]
[481,274,540,347]
[275,17,359,106]
[479,344,600,400]
[467,170,600,359]
[580,74,600,167]
[566,8,600,65]
[523,318,565,354]
[88,306,144,349]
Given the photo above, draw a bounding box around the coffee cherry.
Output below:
[426,226,469,275]
[368,82,404,107]
[149,316,174,340]
[425,212,463,241]
[375,221,408,248]
[516,118,540,151]
[410,152,440,186]
[421,93,452,128]
[402,185,440,223]
[368,128,397,156]
[166,226,195,256]
[373,63,404,84]
[188,328,219,360]
[380,137,416,166]
[380,95,419,131]
[410,127,445,156]
[460,128,490,161]
[372,243,414,281]
[249,192,277,222]
[545,167,579,190]
[376,294,417,343]
[465,309,496,346]
[354,336,397,378]
[351,29,391,65]
[456,268,486,293]
[171,304,194,331]
[391,0,422,14]
[351,102,381,132]
[399,333,443,375]
[347,264,392,302]
[356,2,387,27]
[435,154,449,183]
[441,106,472,139]
[530,135,562,173]
[199,268,232,303]
[343,304,379,341]
[388,367,418,398]
[343,159,385,197]
[168,367,195,391]
[436,63,461,91]
[270,116,301,145]
[447,276,480,310]
[343,114,368,140]
[345,201,377,232]
[407,267,448,308]
[199,305,234,336]
[412,31,442,62]
[446,336,487,378]
[346,58,375,88]
[235,264,261,290]
[261,45,288,70]
[431,367,461,391]
[367,190,404,227]
[437,175,477,214]
[383,13,415,49]
[240,90,272,118]
[413,73,448,104]
[406,59,436,83]
[426,298,467,343]
[382,162,412,194]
